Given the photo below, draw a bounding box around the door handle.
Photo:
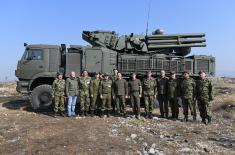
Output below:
[39,66,44,68]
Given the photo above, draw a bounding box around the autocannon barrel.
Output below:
[148,43,206,49]
[147,38,206,44]
[147,33,205,40]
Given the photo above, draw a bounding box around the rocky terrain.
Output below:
[0,78,234,155]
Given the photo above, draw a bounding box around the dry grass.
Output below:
[0,82,18,96]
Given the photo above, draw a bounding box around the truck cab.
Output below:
[15,44,62,109]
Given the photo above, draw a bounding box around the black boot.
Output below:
[53,112,58,118]
[149,112,153,119]
[90,110,94,117]
[145,112,149,119]
[100,110,104,118]
[80,111,84,117]
[106,110,110,117]
[60,111,66,117]
[184,115,188,122]
[193,115,197,121]
[165,113,168,119]
[202,118,207,124]
[207,116,211,124]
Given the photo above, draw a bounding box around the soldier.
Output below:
[156,70,169,118]
[128,72,142,119]
[196,70,213,124]
[89,72,101,116]
[178,71,196,122]
[78,70,91,117]
[167,71,179,120]
[110,68,118,113]
[66,71,79,117]
[52,72,66,117]
[112,72,128,117]
[142,70,157,119]
[99,73,112,117]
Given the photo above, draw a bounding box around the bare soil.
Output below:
[0,80,234,155]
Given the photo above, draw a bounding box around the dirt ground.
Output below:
[0,79,234,155]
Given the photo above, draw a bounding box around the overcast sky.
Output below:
[0,0,234,81]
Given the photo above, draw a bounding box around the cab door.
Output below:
[19,49,48,79]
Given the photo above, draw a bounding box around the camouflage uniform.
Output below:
[128,78,142,117]
[196,78,213,123]
[52,78,65,113]
[112,79,128,115]
[99,79,112,114]
[90,78,101,112]
[142,78,157,117]
[167,78,179,118]
[156,77,169,118]
[78,76,91,114]
[178,78,196,120]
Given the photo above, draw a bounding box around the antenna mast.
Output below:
[145,0,152,36]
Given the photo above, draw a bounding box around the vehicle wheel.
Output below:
[30,84,52,109]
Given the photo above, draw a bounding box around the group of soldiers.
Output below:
[52,68,213,124]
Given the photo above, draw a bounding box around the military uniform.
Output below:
[52,78,66,113]
[110,74,117,112]
[167,78,179,119]
[99,79,112,116]
[112,79,128,115]
[128,78,142,117]
[78,76,91,115]
[156,76,169,118]
[90,78,101,113]
[196,78,213,123]
[178,78,196,121]
[142,78,157,118]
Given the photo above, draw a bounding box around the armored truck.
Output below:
[15,29,215,109]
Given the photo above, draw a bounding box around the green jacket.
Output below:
[178,78,195,99]
[78,76,91,94]
[156,76,169,95]
[167,78,179,99]
[128,79,142,95]
[99,79,112,94]
[142,78,157,96]
[112,79,128,96]
[65,77,78,96]
[52,79,65,97]
[90,79,100,96]
[196,78,213,101]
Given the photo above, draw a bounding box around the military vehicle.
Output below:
[15,29,215,109]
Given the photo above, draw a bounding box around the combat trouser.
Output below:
[115,95,126,114]
[91,93,99,111]
[197,99,211,120]
[101,94,112,111]
[158,94,168,117]
[54,95,65,113]
[169,97,179,118]
[182,98,196,119]
[144,95,155,114]
[130,92,140,116]
[79,91,90,112]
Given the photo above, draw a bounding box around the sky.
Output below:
[0,0,235,81]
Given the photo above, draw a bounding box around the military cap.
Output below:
[146,70,152,74]
[170,71,176,75]
[183,71,189,74]
[103,73,109,77]
[57,72,63,76]
[94,72,100,75]
[198,70,205,74]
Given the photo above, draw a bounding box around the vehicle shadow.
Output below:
[1,95,54,117]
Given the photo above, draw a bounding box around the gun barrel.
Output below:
[147,33,205,40]
[148,38,206,44]
[148,43,206,49]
